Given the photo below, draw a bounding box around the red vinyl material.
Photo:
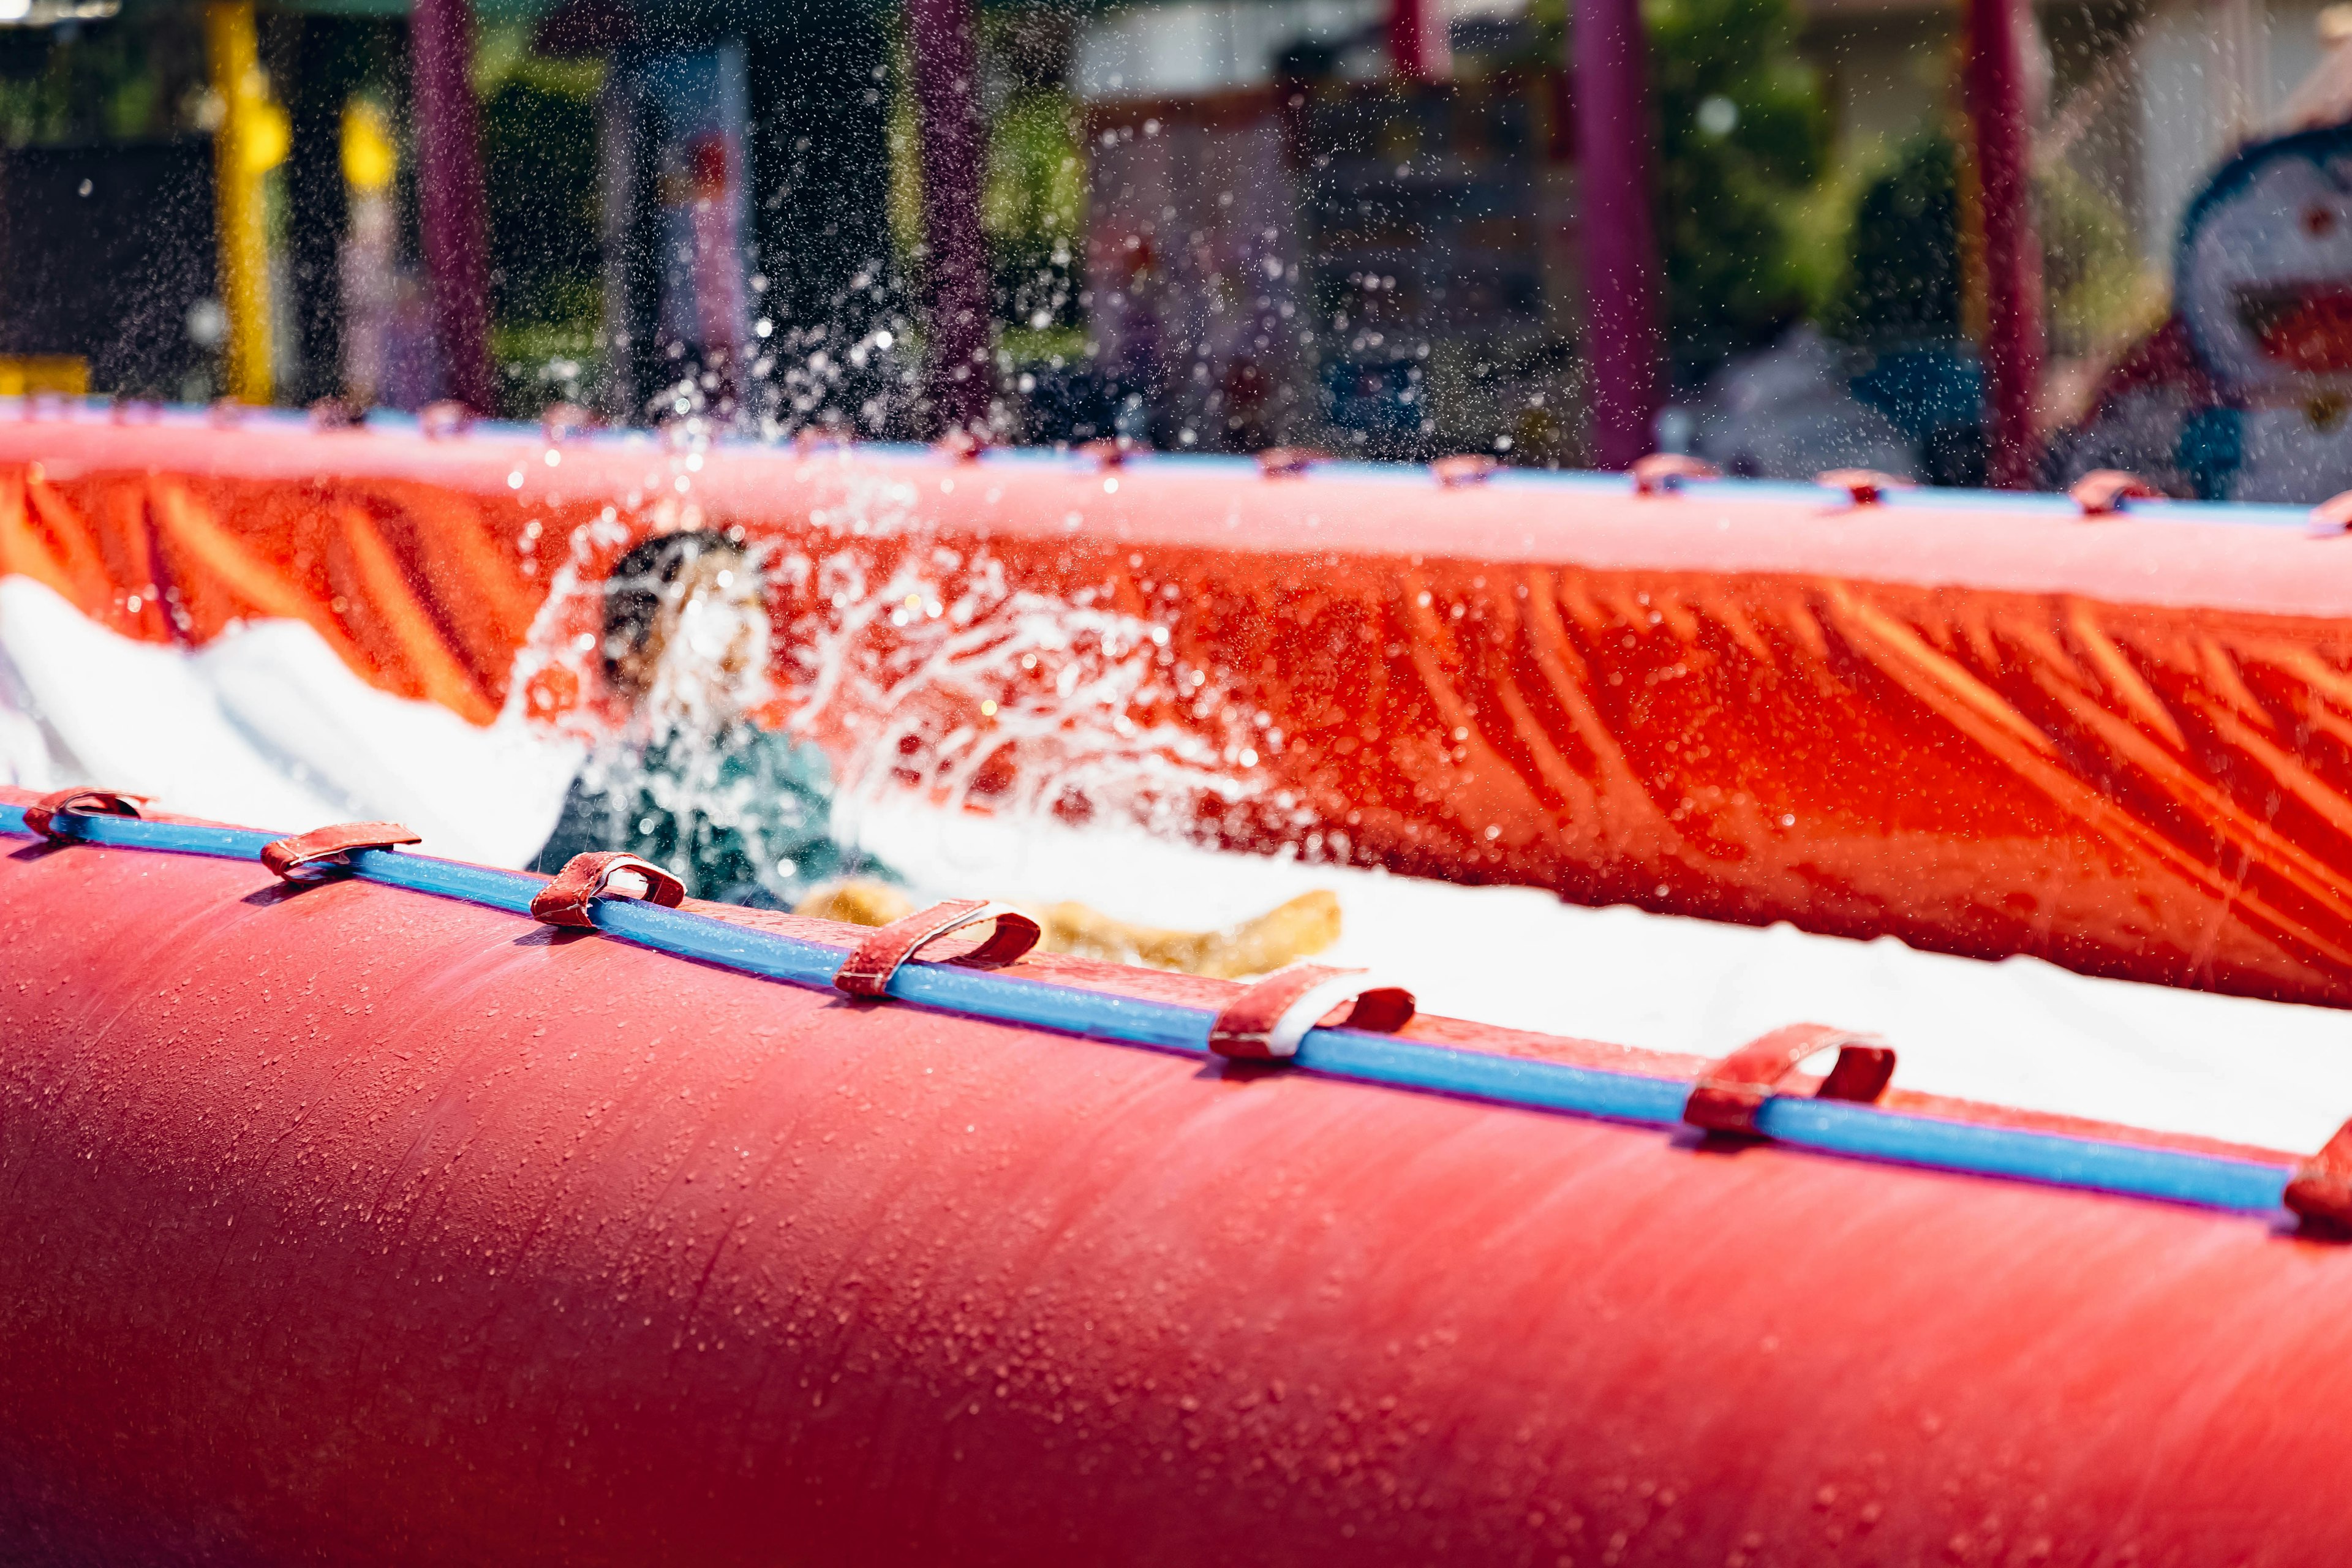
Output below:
[1208,963,1416,1059]
[259,820,422,879]
[528,850,686,927]
[21,786,146,839]
[1,826,2348,1563]
[2067,469,2161,516]
[1628,451,1721,493]
[1683,1022,1898,1136]
[10,421,2352,1011]
[1812,467,1910,504]
[2285,1117,2352,1232]
[832,899,1044,997]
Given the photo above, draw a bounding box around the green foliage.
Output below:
[2038,160,2158,358]
[984,88,1084,328]
[982,91,1082,251]
[491,315,605,415]
[884,23,922,262]
[471,21,605,102]
[0,10,206,148]
[1830,135,1961,347]
[481,75,601,326]
[1645,0,1830,373]
[1826,134,2160,356]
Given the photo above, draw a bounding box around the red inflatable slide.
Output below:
[2,790,2349,1564]
[6,408,2352,1009]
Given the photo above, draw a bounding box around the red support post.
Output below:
[907,0,992,437]
[1573,0,1664,471]
[1964,0,2046,489]
[1390,0,1452,83]
[410,0,497,415]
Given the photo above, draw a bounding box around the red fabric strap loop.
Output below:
[23,788,148,839]
[1629,453,1721,496]
[262,821,422,880]
[2285,1119,2352,1234]
[1815,469,1910,506]
[1684,1022,1896,1136]
[1256,447,1324,478]
[2070,469,2160,517]
[1209,964,1417,1061]
[530,852,687,928]
[2309,489,2352,536]
[1431,454,1498,488]
[832,900,1044,999]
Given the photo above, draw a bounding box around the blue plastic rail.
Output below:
[0,802,2299,1221]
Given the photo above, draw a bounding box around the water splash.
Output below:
[779,543,1261,840]
[500,450,1267,865]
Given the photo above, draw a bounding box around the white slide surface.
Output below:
[4,571,2348,1154]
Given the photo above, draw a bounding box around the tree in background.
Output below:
[1830,135,1962,347]
[983,90,1084,340]
[482,78,599,326]
[477,36,603,414]
[1822,135,1979,482]
[1823,132,2146,484]
[1829,132,2147,358]
[1645,0,1831,379]
[980,10,1085,351]
[2037,160,2154,362]
[0,9,208,147]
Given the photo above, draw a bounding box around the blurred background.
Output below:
[6,0,2352,497]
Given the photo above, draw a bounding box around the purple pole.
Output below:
[907,0,992,436]
[1389,0,1452,83]
[1965,0,2046,488]
[410,0,497,415]
[1573,0,1663,470]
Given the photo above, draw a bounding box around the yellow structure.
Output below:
[204,0,288,405]
[341,97,398,195]
[0,357,89,397]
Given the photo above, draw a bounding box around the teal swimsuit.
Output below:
[533,724,889,908]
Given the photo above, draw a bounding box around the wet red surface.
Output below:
[9,420,2352,1016]
[0,830,2345,1563]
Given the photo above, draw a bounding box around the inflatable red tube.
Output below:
[12,416,2352,1009]
[2,823,2350,1563]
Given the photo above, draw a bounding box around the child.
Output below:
[533,529,877,908]
[535,529,1340,978]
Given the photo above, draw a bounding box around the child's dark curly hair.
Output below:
[600,529,748,695]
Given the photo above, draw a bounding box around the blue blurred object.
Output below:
[1849,344,1986,486]
[1322,357,1430,440]
[1849,344,1983,445]
[2177,405,2245,500]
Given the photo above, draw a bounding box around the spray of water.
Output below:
[500,447,1267,879]
[779,546,1259,834]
